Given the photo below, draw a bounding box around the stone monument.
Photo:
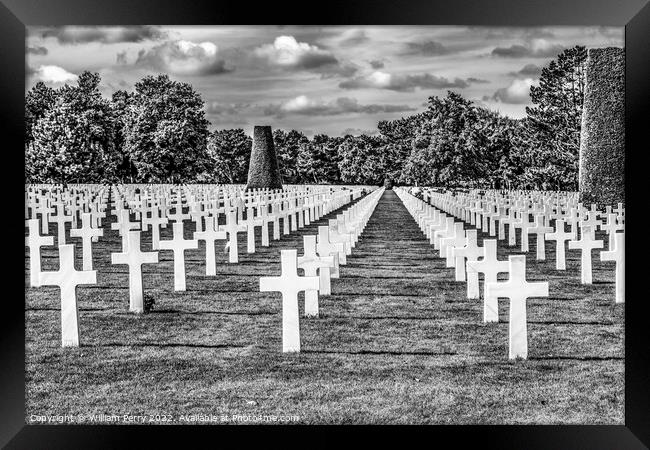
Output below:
[246,125,283,190]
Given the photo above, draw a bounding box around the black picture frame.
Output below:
[3,0,648,447]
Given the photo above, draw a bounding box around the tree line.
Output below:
[25,46,587,190]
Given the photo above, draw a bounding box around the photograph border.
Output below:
[3,0,649,446]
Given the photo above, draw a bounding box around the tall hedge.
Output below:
[578,47,625,207]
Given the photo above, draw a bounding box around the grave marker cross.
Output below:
[222,211,247,263]
[40,244,97,347]
[260,250,319,352]
[51,203,73,245]
[297,235,334,316]
[600,213,624,251]
[486,255,549,359]
[111,230,159,312]
[568,227,603,284]
[111,209,140,252]
[466,240,510,322]
[69,212,104,270]
[25,218,54,287]
[528,215,553,261]
[545,219,574,270]
[194,216,227,276]
[317,225,345,277]
[600,232,625,304]
[452,229,484,282]
[159,222,198,291]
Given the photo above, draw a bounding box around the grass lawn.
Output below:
[24,189,624,424]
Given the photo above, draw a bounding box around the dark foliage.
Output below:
[24,47,595,189]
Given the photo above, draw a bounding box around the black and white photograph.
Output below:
[23,21,628,426]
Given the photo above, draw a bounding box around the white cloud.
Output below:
[488,78,536,104]
[265,95,416,117]
[338,29,369,47]
[32,65,78,83]
[177,40,218,57]
[282,95,313,112]
[135,40,230,76]
[253,36,339,70]
[492,39,565,58]
[39,26,165,44]
[339,70,469,92]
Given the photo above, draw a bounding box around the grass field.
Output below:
[24,189,624,424]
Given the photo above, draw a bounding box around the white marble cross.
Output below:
[441,223,465,268]
[545,219,574,270]
[452,229,484,282]
[516,213,533,252]
[328,219,353,256]
[259,210,272,247]
[25,218,54,287]
[580,210,601,239]
[568,226,604,284]
[222,211,246,263]
[190,203,207,233]
[167,200,190,223]
[600,213,624,251]
[317,225,345,277]
[466,240,510,321]
[433,217,455,250]
[502,210,518,247]
[297,235,334,316]
[260,249,319,352]
[40,244,97,347]
[141,208,168,250]
[34,197,51,235]
[613,203,624,220]
[486,255,548,359]
[194,216,227,276]
[69,212,103,270]
[89,201,106,235]
[159,222,198,291]
[528,215,553,261]
[111,230,159,312]
[244,207,263,254]
[51,203,73,245]
[600,232,625,304]
[111,209,140,252]
[567,207,580,235]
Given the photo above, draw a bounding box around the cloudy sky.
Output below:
[26,25,623,137]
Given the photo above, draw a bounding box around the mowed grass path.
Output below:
[25,189,624,424]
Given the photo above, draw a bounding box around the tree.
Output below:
[377,112,429,184]
[25,81,57,145]
[111,90,137,182]
[26,72,120,184]
[489,116,527,189]
[337,134,386,185]
[206,128,252,183]
[273,129,310,184]
[122,74,211,183]
[523,45,587,190]
[402,92,480,187]
[297,134,342,184]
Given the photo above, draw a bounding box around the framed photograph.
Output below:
[4,0,649,446]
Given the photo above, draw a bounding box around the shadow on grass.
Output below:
[26,307,113,312]
[85,342,250,349]
[528,355,624,361]
[325,315,442,320]
[528,320,615,325]
[148,309,275,316]
[302,349,457,356]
